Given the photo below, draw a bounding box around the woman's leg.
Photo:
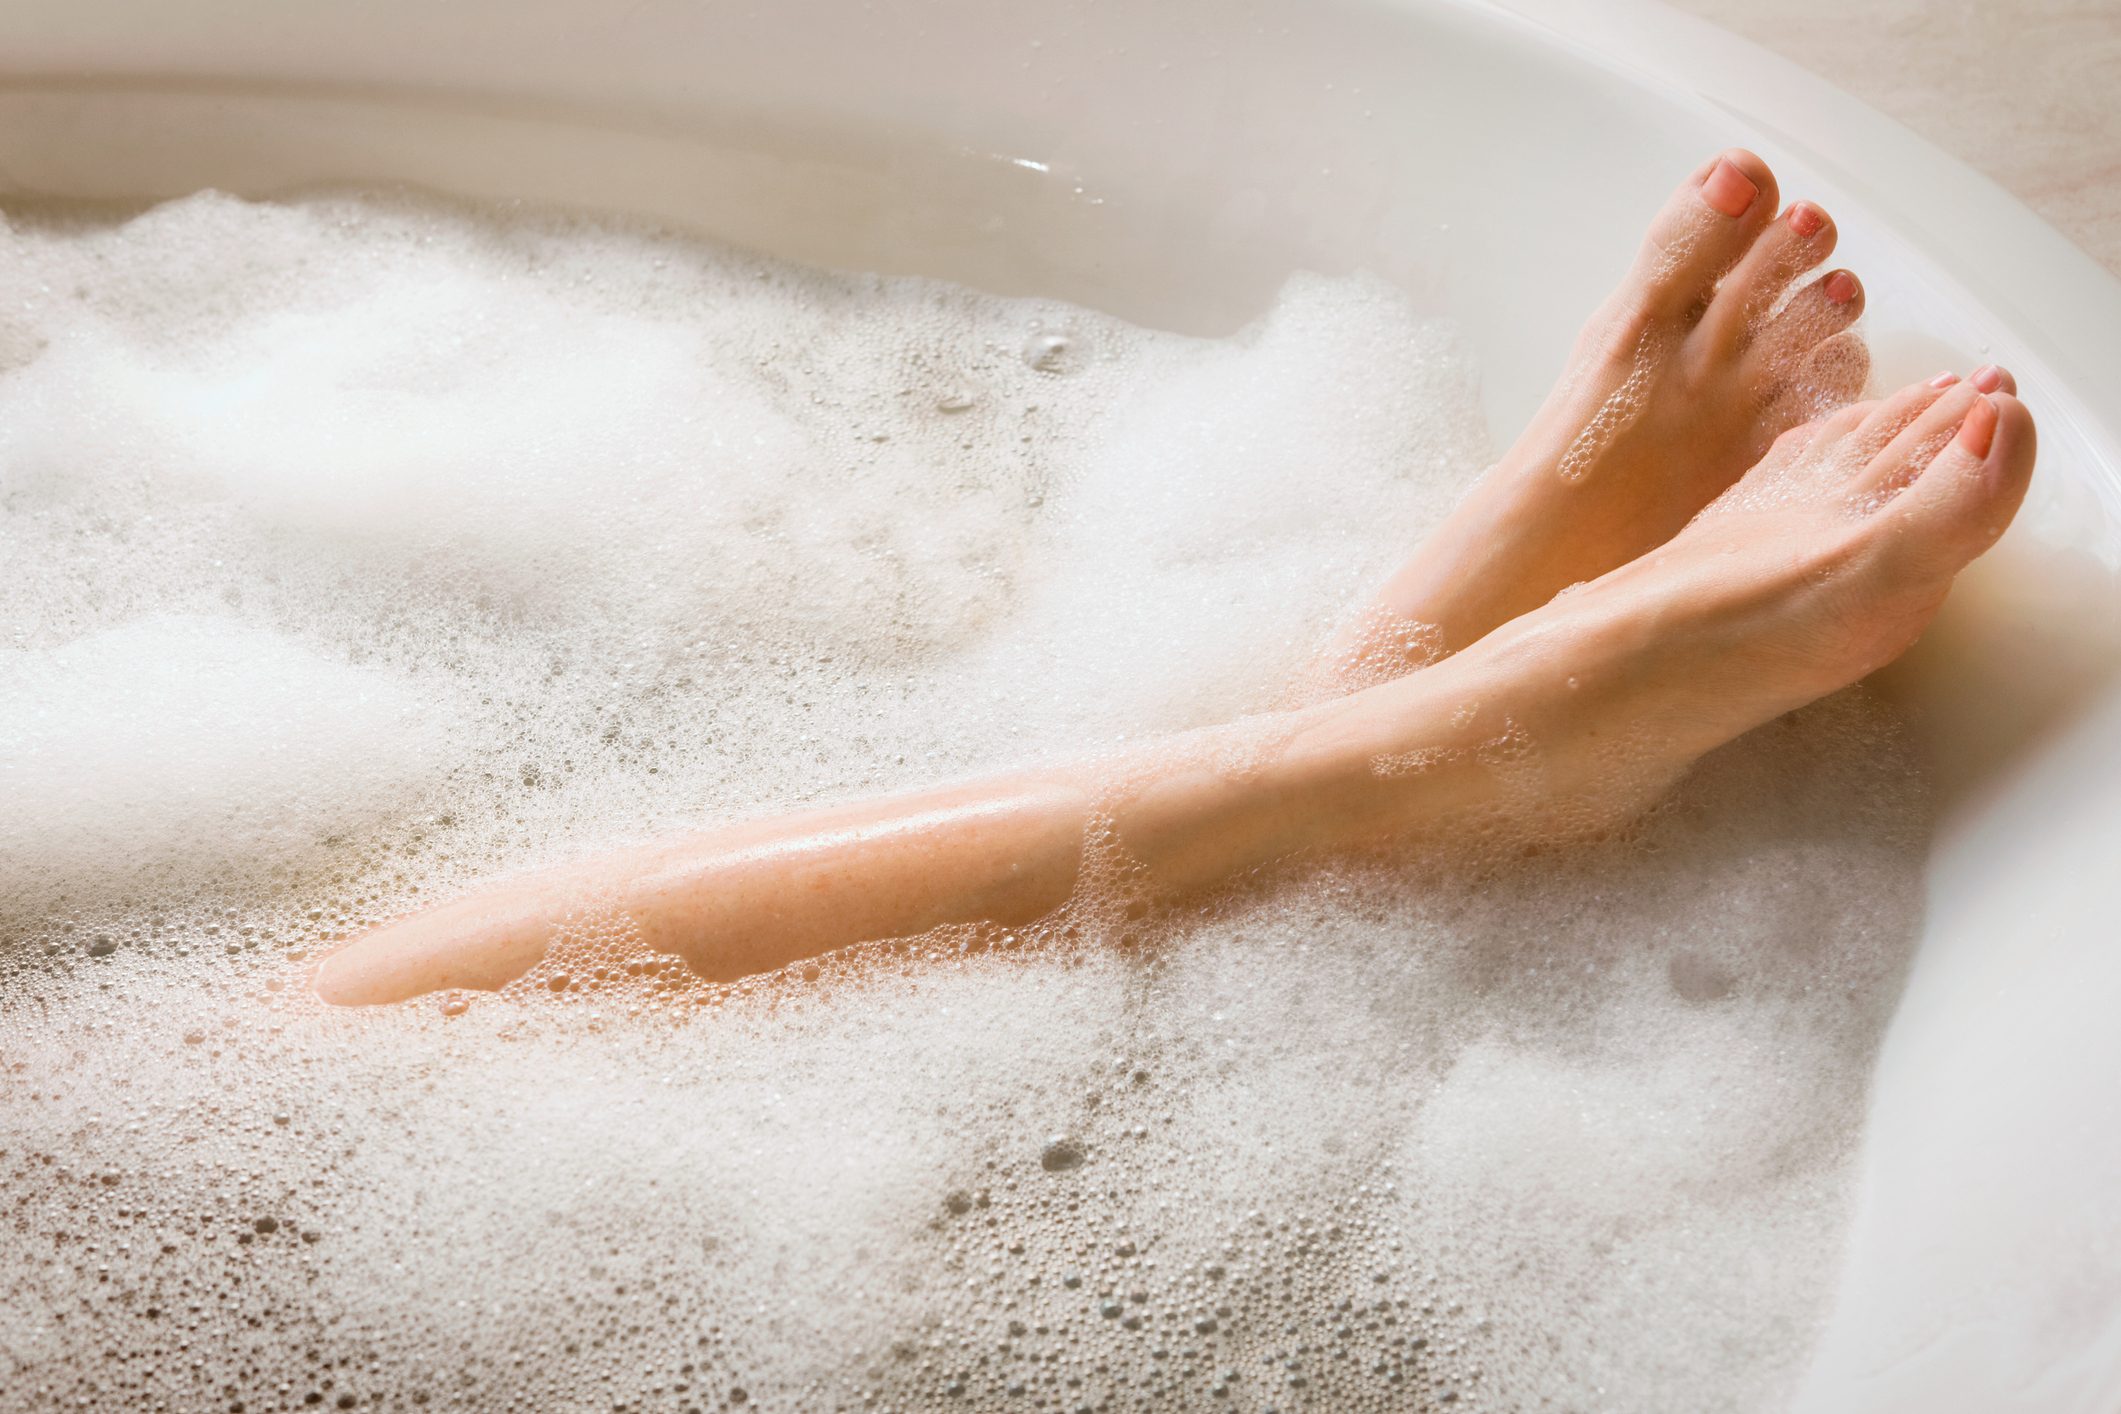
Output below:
[314,684,1492,1006]
[317,377,2036,1005]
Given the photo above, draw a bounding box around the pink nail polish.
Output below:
[1824,271,1859,305]
[1787,203,1825,238]
[1970,364,2003,393]
[1928,371,1959,388]
[1957,395,1999,458]
[1701,158,1759,218]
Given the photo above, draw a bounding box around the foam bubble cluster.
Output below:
[0,191,1927,1411]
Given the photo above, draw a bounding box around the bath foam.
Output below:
[0,614,459,913]
[0,191,1923,1412]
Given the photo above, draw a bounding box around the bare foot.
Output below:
[1373,373,2038,826]
[1338,149,1874,670]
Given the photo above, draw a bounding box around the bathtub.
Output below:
[3,0,2117,1407]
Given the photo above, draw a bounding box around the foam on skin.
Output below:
[0,191,1925,1411]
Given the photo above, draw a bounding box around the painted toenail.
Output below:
[1701,159,1759,218]
[1928,371,1960,388]
[1956,394,1999,458]
[1824,271,1859,304]
[1787,203,1825,238]
[1970,364,2004,393]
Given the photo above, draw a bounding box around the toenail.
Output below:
[1701,159,1759,218]
[1956,395,1999,459]
[1928,371,1960,388]
[1787,203,1825,238]
[1824,271,1859,304]
[1970,364,2004,393]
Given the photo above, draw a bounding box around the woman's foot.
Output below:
[1357,375,2038,828]
[1336,150,1876,674]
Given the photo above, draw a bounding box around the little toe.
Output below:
[1744,269,1864,385]
[1764,328,1870,429]
[1809,328,1871,404]
[1617,149,1782,327]
[1699,200,1839,349]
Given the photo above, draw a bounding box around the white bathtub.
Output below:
[4,0,2117,1407]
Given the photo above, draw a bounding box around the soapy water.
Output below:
[0,192,1927,1411]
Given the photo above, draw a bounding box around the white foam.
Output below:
[0,614,456,905]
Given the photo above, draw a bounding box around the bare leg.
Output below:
[317,377,2034,1005]
[315,682,1515,1005]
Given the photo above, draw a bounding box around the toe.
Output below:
[1835,378,1960,505]
[1849,381,1986,500]
[1872,381,1985,471]
[1614,149,1782,327]
[1744,269,1865,388]
[1850,375,1956,459]
[1762,328,1870,430]
[1968,363,2018,395]
[1894,392,2037,570]
[1809,328,1871,400]
[1817,392,1882,443]
[1699,200,1840,349]
[1763,408,1844,464]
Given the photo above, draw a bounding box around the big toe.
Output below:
[1614,149,1781,327]
[1896,391,2038,572]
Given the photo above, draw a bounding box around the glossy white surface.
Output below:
[2,1,2116,1407]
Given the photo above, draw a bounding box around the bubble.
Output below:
[1040,1136,1088,1172]
[1023,330,1078,374]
